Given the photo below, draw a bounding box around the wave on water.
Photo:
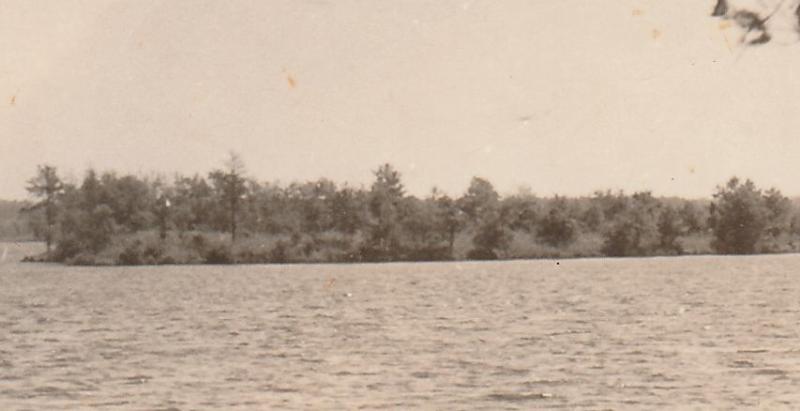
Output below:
[2,257,800,409]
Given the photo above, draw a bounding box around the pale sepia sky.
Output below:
[2,0,800,200]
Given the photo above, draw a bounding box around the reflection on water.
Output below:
[2,250,800,409]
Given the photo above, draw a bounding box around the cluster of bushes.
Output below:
[63,230,371,266]
[19,158,800,266]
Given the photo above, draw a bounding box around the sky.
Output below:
[2,0,800,200]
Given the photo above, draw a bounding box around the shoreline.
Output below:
[11,240,800,268]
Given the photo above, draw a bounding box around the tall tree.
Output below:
[657,206,684,255]
[538,207,577,247]
[364,164,405,260]
[460,177,509,259]
[209,152,249,242]
[601,192,662,257]
[25,165,64,253]
[763,188,792,238]
[434,193,463,258]
[458,177,499,221]
[172,174,214,232]
[678,202,706,234]
[709,177,768,254]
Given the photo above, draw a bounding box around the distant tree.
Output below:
[171,174,215,232]
[460,177,509,259]
[580,203,604,232]
[56,176,117,260]
[469,209,511,260]
[60,171,114,256]
[537,205,577,247]
[101,174,154,232]
[763,188,792,237]
[657,206,684,255]
[364,164,405,260]
[397,195,450,260]
[371,164,404,199]
[434,193,464,258]
[329,185,367,234]
[25,165,64,253]
[678,202,706,234]
[288,179,337,233]
[80,169,103,210]
[501,191,539,232]
[759,187,792,251]
[209,152,249,242]
[592,190,628,223]
[602,219,641,257]
[602,192,661,257]
[87,204,116,252]
[458,177,499,221]
[709,177,768,254]
[399,196,434,244]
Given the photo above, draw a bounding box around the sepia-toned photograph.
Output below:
[3,0,800,409]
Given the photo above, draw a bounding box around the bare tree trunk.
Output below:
[230,198,237,243]
[44,196,53,254]
[448,228,456,258]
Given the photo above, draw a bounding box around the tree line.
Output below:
[20,154,800,265]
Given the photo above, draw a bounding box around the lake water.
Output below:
[2,242,800,410]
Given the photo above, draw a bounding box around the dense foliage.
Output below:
[18,158,800,265]
[709,178,798,254]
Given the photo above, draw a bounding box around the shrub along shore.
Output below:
[20,156,800,266]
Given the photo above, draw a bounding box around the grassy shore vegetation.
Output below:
[15,155,800,265]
